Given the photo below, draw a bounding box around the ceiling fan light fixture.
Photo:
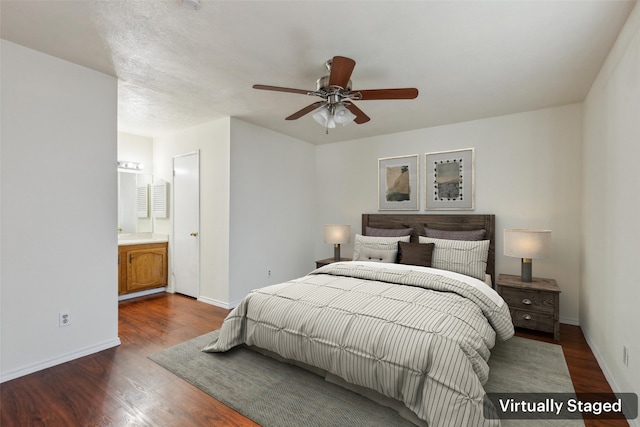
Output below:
[333,104,356,125]
[313,103,356,130]
[312,106,336,129]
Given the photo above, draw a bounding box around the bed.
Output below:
[203,214,514,427]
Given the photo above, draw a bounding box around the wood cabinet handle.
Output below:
[522,298,532,305]
[522,314,532,320]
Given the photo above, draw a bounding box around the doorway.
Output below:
[172,151,200,298]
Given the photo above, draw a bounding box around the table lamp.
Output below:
[504,229,551,282]
[324,224,351,261]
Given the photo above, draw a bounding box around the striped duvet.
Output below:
[203,261,514,426]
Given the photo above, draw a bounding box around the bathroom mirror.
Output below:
[118,171,153,234]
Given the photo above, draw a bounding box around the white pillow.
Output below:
[419,236,489,281]
[352,234,411,262]
[357,246,398,263]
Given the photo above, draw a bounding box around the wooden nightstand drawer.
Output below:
[496,274,561,341]
[500,287,556,315]
[510,308,555,333]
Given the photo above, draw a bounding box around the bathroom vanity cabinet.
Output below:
[118,242,168,295]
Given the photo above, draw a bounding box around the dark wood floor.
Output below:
[0,293,628,426]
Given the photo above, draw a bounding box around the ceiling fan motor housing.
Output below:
[316,76,352,93]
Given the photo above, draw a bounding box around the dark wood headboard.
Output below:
[362,213,496,287]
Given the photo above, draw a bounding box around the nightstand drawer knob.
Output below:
[522,298,532,305]
[522,314,532,321]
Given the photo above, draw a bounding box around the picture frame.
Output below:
[378,154,419,211]
[425,148,475,210]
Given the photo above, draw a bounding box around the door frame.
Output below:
[171,150,200,298]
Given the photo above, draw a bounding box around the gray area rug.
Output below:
[486,337,584,427]
[149,331,583,427]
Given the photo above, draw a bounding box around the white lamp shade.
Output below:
[333,104,356,124]
[313,104,356,128]
[324,224,351,244]
[313,107,336,128]
[504,229,551,259]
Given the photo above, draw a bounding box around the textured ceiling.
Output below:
[1,0,636,144]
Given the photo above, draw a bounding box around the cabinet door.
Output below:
[118,247,128,295]
[126,247,168,292]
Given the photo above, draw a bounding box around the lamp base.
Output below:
[521,258,532,282]
[334,244,341,262]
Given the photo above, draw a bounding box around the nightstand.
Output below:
[315,257,350,269]
[496,274,561,341]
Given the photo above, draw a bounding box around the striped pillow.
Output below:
[418,236,489,280]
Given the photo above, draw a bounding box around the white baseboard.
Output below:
[560,316,580,326]
[0,337,121,384]
[581,327,639,427]
[197,295,230,309]
[118,287,166,301]
[197,295,242,310]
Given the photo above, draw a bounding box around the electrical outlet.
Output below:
[623,346,628,367]
[268,269,272,277]
[59,311,71,328]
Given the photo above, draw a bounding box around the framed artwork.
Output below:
[425,148,475,210]
[378,154,419,210]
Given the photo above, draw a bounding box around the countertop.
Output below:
[117,233,169,246]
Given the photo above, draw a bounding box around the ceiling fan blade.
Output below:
[285,101,325,120]
[353,88,419,100]
[328,56,356,89]
[253,84,311,95]
[344,102,370,124]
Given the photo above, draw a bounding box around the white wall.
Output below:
[0,41,119,382]
[118,132,154,174]
[153,118,232,305]
[152,118,316,308]
[315,104,583,324]
[229,119,317,305]
[582,1,640,410]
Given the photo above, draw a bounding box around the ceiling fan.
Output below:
[253,56,418,130]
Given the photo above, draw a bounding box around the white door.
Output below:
[173,151,200,298]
